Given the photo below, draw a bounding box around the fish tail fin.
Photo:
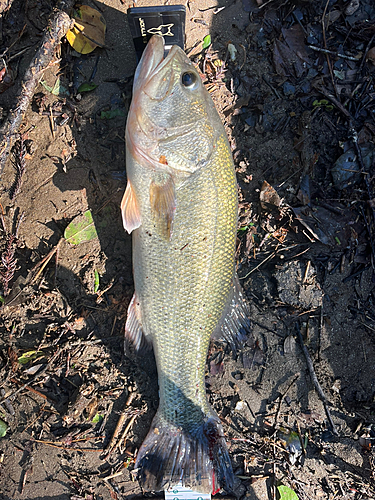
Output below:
[134,412,234,494]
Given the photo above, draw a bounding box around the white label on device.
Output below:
[165,484,211,500]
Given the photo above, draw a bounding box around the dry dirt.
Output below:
[1,0,375,499]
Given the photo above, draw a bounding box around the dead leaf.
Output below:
[366,47,375,65]
[282,25,310,62]
[273,25,310,78]
[292,206,329,244]
[209,360,224,375]
[66,5,106,55]
[260,180,281,208]
[323,10,341,28]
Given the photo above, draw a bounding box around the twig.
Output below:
[350,128,375,265]
[23,403,47,432]
[312,86,375,260]
[312,83,353,120]
[342,263,370,283]
[0,347,63,405]
[103,391,136,459]
[0,2,74,177]
[322,0,338,98]
[295,322,338,435]
[72,21,105,48]
[303,260,311,284]
[262,75,281,99]
[0,388,15,416]
[118,413,138,448]
[49,105,56,139]
[239,44,246,71]
[258,0,276,10]
[6,46,32,64]
[273,374,299,428]
[104,412,127,455]
[240,251,277,279]
[31,237,64,284]
[22,384,55,402]
[19,469,28,495]
[359,34,375,73]
[308,45,360,62]
[198,4,226,13]
[104,471,124,481]
[0,233,17,296]
[30,440,104,451]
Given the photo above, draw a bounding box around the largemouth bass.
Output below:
[122,35,250,494]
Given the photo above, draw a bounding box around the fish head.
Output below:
[127,35,221,175]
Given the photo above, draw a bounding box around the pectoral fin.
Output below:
[149,174,176,239]
[121,180,141,233]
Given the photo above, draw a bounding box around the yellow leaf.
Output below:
[66,5,106,55]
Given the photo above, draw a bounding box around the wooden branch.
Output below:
[295,322,339,436]
[0,1,75,177]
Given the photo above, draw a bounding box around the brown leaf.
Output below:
[282,25,310,63]
[209,360,224,375]
[273,39,292,77]
[274,24,311,78]
[260,180,281,208]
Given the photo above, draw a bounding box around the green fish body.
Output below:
[122,35,250,494]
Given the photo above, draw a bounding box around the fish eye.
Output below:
[181,71,198,89]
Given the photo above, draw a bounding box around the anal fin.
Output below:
[121,180,141,233]
[125,293,151,351]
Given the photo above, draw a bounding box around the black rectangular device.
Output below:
[127,5,186,60]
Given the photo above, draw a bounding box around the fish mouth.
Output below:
[127,36,205,172]
[133,35,179,96]
[127,36,185,171]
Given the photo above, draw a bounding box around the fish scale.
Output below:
[122,35,251,494]
[134,134,237,410]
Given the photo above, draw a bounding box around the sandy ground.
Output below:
[1,0,375,499]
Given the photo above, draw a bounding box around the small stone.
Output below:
[235,400,245,411]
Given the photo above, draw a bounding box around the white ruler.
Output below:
[165,484,211,500]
